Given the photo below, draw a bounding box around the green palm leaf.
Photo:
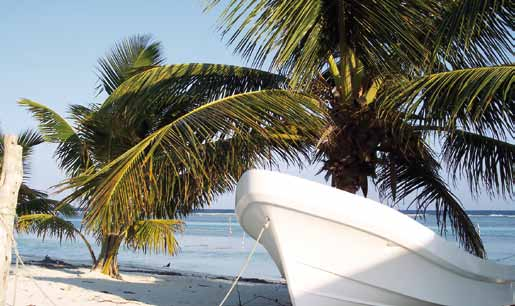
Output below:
[17,184,47,201]
[96,64,288,144]
[99,63,286,110]
[125,219,183,255]
[0,129,50,210]
[383,65,514,137]
[17,129,44,159]
[1,129,44,178]
[63,89,325,231]
[207,0,437,86]
[376,147,485,257]
[430,0,513,68]
[96,34,165,95]
[19,99,93,176]
[16,213,96,263]
[16,198,76,217]
[18,99,76,143]
[16,214,77,242]
[443,130,514,199]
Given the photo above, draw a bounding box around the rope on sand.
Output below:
[218,217,270,306]
[0,214,58,306]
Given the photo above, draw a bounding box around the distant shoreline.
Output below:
[191,209,515,216]
[22,255,285,285]
[72,208,515,214]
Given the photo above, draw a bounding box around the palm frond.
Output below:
[207,0,437,86]
[17,129,44,156]
[100,63,286,110]
[55,134,92,176]
[442,129,514,198]
[17,129,44,177]
[0,129,44,177]
[18,184,47,202]
[16,214,77,243]
[18,99,76,143]
[62,89,326,231]
[54,202,77,217]
[96,64,288,147]
[16,198,57,216]
[383,65,514,138]
[96,34,165,95]
[19,100,93,176]
[125,219,183,255]
[430,0,513,68]
[68,104,97,126]
[376,141,485,257]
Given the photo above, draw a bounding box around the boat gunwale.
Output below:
[235,170,515,284]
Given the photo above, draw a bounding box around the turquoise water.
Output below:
[15,210,515,279]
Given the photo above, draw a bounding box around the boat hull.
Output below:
[236,170,515,306]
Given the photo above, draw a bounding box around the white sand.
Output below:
[5,264,291,306]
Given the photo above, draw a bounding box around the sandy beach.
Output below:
[5,263,291,306]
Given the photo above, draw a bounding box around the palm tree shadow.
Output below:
[34,272,291,306]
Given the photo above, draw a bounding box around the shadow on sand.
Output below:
[34,269,291,306]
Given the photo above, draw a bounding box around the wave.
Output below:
[400,210,515,218]
[193,213,236,216]
[469,214,515,218]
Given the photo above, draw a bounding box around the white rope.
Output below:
[0,215,58,306]
[12,254,18,306]
[218,217,270,306]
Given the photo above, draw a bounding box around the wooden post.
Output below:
[0,135,23,306]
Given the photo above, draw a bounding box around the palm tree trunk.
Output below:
[74,229,96,265]
[0,136,23,306]
[325,102,381,197]
[328,142,377,197]
[332,173,360,194]
[93,234,123,279]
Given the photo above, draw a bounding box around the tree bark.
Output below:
[74,228,96,265]
[0,135,23,306]
[92,234,123,279]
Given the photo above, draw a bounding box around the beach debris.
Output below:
[30,256,75,268]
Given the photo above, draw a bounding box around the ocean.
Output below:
[15,210,515,280]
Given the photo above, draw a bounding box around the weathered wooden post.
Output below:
[0,135,23,305]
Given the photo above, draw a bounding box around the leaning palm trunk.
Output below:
[74,229,96,265]
[0,135,23,305]
[93,234,123,279]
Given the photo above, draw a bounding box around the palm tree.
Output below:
[19,35,325,278]
[19,100,183,279]
[55,1,513,259]
[203,0,514,257]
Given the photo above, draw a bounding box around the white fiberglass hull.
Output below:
[235,170,515,306]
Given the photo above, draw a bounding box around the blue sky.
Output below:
[0,1,512,210]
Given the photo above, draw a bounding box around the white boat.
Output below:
[235,170,515,306]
